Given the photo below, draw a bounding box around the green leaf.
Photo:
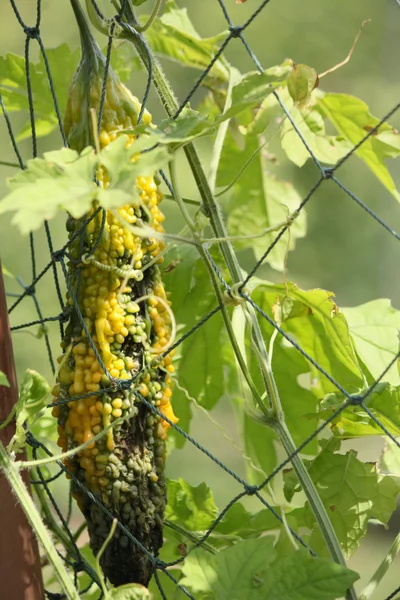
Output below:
[0,147,97,233]
[181,542,358,600]
[223,66,292,120]
[287,444,400,556]
[9,370,50,451]
[318,382,400,439]
[380,438,400,475]
[0,371,9,387]
[228,171,306,271]
[0,135,170,234]
[109,584,152,600]
[343,299,400,386]
[181,537,277,599]
[253,282,365,396]
[0,46,80,140]
[248,282,363,460]
[168,249,225,412]
[145,1,228,81]
[278,89,351,167]
[0,43,139,141]
[317,92,400,199]
[258,550,358,600]
[214,502,278,539]
[287,63,318,105]
[166,479,218,531]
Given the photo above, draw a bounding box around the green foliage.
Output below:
[2,2,400,599]
[0,371,9,387]
[284,441,400,557]
[144,0,229,80]
[3,369,50,452]
[181,541,358,600]
[318,382,400,438]
[343,299,400,386]
[166,478,218,530]
[109,585,151,600]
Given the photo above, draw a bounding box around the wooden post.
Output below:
[0,260,44,600]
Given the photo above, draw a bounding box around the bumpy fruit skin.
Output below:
[53,1,177,587]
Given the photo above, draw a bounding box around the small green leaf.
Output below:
[287,63,318,105]
[317,92,400,199]
[318,382,400,439]
[0,46,80,140]
[214,502,278,539]
[109,584,152,599]
[343,299,400,386]
[380,438,400,475]
[223,66,292,120]
[278,88,351,167]
[9,370,50,451]
[0,371,10,387]
[145,2,228,81]
[166,479,218,531]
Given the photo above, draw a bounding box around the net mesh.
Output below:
[2,0,400,598]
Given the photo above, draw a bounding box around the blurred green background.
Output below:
[1,0,400,597]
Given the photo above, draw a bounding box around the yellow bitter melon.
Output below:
[52,0,177,586]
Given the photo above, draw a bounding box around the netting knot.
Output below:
[24,26,39,39]
[59,308,71,324]
[113,377,133,392]
[321,166,334,180]
[229,25,243,38]
[349,393,364,406]
[154,557,167,571]
[25,431,40,449]
[51,249,65,263]
[245,484,258,496]
[223,283,248,307]
[25,283,36,297]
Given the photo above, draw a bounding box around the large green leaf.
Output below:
[163,246,225,446]
[285,443,400,557]
[218,127,306,271]
[317,92,400,200]
[181,537,276,599]
[343,299,400,386]
[253,282,365,397]
[0,137,169,234]
[181,542,358,600]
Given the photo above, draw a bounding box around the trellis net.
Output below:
[1,0,400,599]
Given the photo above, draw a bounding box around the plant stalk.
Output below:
[0,442,79,600]
[359,531,400,600]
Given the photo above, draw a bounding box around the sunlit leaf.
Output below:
[317,92,400,199]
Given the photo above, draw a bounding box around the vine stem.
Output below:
[358,531,400,600]
[0,442,80,600]
[88,4,356,598]
[33,475,101,588]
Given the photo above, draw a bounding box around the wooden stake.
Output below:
[0,259,44,600]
